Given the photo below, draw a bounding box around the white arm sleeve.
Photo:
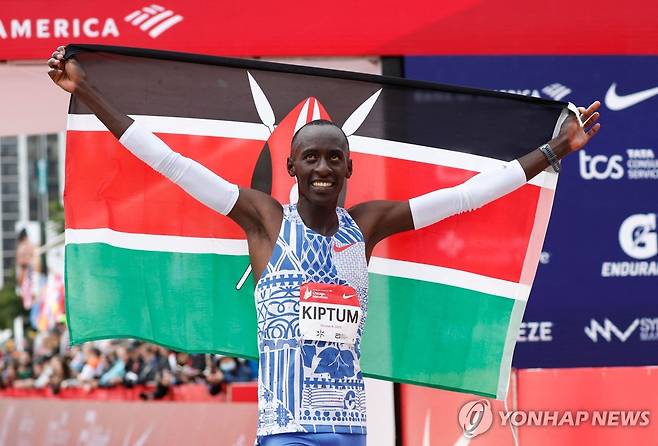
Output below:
[408,160,527,229]
[119,121,239,215]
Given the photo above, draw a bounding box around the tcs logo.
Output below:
[579,150,624,180]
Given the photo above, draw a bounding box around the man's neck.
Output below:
[296,196,339,237]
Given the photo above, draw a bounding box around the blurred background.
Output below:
[1,0,656,444]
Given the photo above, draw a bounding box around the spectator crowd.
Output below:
[0,321,257,399]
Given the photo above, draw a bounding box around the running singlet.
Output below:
[260,433,367,446]
[255,204,368,439]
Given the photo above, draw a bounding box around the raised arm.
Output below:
[48,46,283,276]
[350,102,601,259]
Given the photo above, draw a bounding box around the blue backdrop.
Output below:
[404,56,658,368]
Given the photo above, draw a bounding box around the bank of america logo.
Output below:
[541,83,572,101]
[124,4,183,38]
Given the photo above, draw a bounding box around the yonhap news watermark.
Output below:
[459,400,651,438]
[498,409,651,428]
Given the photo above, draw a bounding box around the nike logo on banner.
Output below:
[342,294,356,299]
[605,83,658,111]
[333,243,355,253]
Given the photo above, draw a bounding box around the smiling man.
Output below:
[48,45,600,446]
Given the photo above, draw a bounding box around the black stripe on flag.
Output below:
[66,44,566,161]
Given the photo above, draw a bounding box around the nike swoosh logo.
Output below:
[605,83,658,111]
[333,243,355,253]
[342,294,355,299]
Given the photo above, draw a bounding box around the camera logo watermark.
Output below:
[458,399,493,438]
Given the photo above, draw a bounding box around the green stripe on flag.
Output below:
[65,243,258,357]
[363,274,515,398]
[67,243,517,397]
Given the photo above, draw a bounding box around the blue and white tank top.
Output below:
[255,204,368,437]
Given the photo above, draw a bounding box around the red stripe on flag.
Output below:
[346,153,540,282]
[306,98,314,122]
[66,131,540,282]
[65,131,263,239]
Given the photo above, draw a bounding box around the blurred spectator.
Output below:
[34,355,69,393]
[218,356,254,383]
[99,347,127,387]
[15,229,35,309]
[78,347,102,383]
[205,355,223,396]
[139,369,174,400]
[0,324,257,396]
[55,320,69,355]
[15,351,33,385]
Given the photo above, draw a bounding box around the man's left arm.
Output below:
[350,101,601,259]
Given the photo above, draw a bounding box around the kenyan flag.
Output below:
[64,45,567,399]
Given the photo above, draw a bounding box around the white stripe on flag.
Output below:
[67,114,556,189]
[368,257,529,301]
[67,114,271,141]
[65,228,528,300]
[348,135,556,189]
[65,228,248,255]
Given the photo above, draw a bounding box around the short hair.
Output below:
[291,119,349,153]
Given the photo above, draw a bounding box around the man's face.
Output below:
[287,124,352,206]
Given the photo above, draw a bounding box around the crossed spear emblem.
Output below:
[234,72,382,290]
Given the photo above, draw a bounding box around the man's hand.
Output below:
[47,46,86,93]
[46,45,132,139]
[556,100,602,156]
[516,100,601,180]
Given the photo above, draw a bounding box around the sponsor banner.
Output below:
[2,1,657,60]
[515,367,658,445]
[405,56,658,368]
[0,399,257,445]
[399,367,658,446]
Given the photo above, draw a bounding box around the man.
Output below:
[15,228,35,308]
[48,46,600,445]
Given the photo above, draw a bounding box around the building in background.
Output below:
[0,133,64,288]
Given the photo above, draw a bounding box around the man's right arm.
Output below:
[47,47,282,242]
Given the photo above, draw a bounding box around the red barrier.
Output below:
[227,382,259,403]
[516,367,658,446]
[400,367,658,445]
[0,399,257,445]
[0,382,258,402]
[400,375,518,446]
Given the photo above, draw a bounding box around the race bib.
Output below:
[299,282,361,344]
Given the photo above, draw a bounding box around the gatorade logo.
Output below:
[601,213,658,278]
[619,213,657,260]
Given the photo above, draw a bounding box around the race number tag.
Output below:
[299,282,361,344]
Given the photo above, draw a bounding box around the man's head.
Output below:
[287,120,352,206]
